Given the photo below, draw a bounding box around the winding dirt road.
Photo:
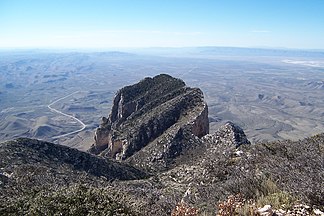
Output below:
[47,91,87,139]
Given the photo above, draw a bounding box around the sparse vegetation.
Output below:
[171,202,199,216]
[2,131,323,215]
[256,191,296,210]
[1,184,134,215]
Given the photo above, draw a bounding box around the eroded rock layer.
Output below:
[89,74,209,170]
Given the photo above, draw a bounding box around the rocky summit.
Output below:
[89,74,210,172]
[1,74,323,215]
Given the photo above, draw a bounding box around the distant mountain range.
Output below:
[127,46,324,58]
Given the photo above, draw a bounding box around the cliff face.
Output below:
[90,74,210,170]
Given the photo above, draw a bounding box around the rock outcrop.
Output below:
[89,74,252,172]
[89,74,209,171]
[203,121,250,147]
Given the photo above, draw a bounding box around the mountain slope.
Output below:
[1,134,323,215]
[1,74,323,215]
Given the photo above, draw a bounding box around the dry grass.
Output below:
[171,202,199,216]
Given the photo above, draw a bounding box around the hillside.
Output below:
[1,75,323,215]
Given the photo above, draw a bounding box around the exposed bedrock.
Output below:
[89,74,249,171]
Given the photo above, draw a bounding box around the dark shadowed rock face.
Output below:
[89,74,209,170]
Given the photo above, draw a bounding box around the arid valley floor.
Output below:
[1,47,324,150]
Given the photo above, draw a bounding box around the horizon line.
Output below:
[1,46,324,52]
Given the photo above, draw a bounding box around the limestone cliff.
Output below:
[89,74,253,172]
[89,74,209,169]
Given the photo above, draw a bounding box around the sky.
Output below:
[0,0,324,49]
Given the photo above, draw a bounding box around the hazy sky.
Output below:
[1,0,324,49]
